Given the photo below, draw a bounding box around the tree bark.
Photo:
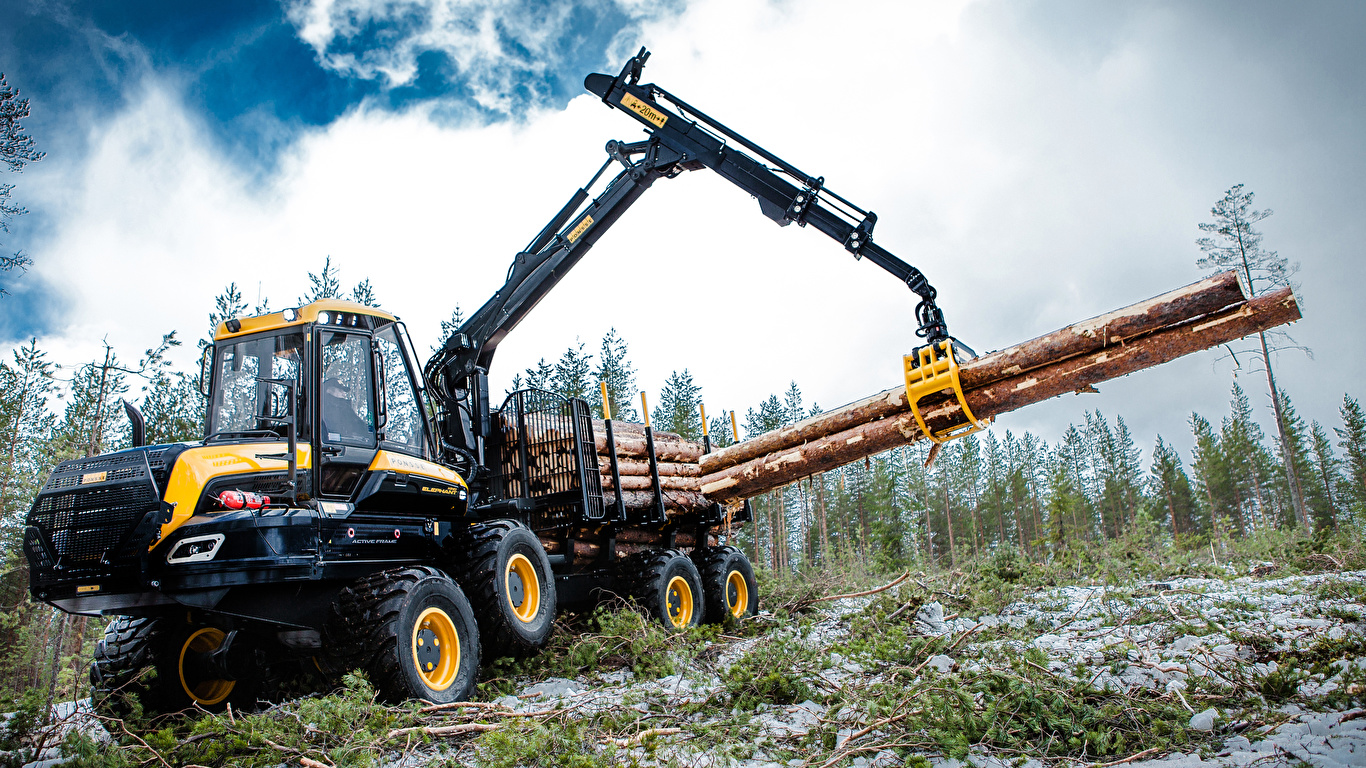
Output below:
[600,473,700,492]
[604,488,710,511]
[700,288,1299,503]
[594,457,699,477]
[594,432,706,462]
[699,271,1246,475]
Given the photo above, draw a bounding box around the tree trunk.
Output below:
[698,271,1247,476]
[600,473,700,492]
[699,288,1299,503]
[1262,329,1309,527]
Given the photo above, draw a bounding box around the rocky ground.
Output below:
[7,566,1365,767]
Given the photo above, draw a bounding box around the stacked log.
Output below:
[697,273,1301,504]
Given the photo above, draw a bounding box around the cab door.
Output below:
[316,328,378,498]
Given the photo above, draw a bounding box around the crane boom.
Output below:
[424,48,952,476]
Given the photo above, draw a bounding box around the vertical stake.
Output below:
[700,402,710,454]
[601,381,625,522]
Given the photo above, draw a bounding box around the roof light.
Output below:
[225,318,242,333]
[282,308,298,322]
[317,311,331,324]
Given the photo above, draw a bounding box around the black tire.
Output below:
[692,546,759,624]
[90,616,167,717]
[91,615,258,715]
[325,566,479,704]
[450,520,557,658]
[621,549,705,631]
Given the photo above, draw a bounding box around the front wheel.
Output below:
[326,566,480,704]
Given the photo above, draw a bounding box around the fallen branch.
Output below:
[608,727,683,747]
[386,722,501,740]
[1088,746,1164,767]
[808,571,911,604]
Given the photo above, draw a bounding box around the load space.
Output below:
[20,48,1304,717]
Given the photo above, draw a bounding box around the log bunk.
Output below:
[526,270,1300,561]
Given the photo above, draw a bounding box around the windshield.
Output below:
[209,332,306,438]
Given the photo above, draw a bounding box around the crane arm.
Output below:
[584,48,950,345]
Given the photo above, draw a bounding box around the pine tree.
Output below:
[1,72,45,281]
[1197,184,1308,525]
[1336,395,1366,519]
[50,342,129,460]
[0,340,54,549]
[592,328,637,421]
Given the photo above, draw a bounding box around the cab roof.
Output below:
[213,299,399,341]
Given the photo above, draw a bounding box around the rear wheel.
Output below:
[450,520,557,658]
[91,615,261,715]
[622,549,704,631]
[693,546,759,623]
[326,566,479,704]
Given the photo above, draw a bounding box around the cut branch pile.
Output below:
[697,271,1301,504]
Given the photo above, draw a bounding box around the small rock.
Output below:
[916,602,948,635]
[1190,707,1220,731]
[926,654,956,674]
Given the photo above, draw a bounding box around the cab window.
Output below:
[319,331,375,448]
[375,325,425,455]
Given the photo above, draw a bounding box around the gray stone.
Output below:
[916,602,948,635]
[1190,707,1219,731]
[926,654,956,674]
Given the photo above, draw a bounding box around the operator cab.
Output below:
[207,300,466,511]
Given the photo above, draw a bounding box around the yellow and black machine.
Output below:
[23,49,973,712]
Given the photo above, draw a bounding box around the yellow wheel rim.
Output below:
[665,576,694,628]
[412,607,460,692]
[178,627,235,706]
[505,553,540,624]
[726,570,749,618]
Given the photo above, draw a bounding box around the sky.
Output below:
[0,0,1362,461]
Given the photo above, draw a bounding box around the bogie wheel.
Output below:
[90,615,167,717]
[326,566,479,704]
[450,519,557,657]
[622,549,705,631]
[693,546,759,623]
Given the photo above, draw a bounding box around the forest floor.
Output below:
[6,546,1366,768]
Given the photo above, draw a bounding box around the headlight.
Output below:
[166,534,225,564]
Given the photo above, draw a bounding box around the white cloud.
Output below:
[14,0,1363,461]
[283,0,675,113]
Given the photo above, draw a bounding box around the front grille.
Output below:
[26,450,161,579]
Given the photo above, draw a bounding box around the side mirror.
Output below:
[199,346,213,398]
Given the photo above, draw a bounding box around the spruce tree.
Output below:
[431,305,465,353]
[1308,421,1341,531]
[1150,436,1198,537]
[1220,383,1273,531]
[1196,184,1308,525]
[1272,390,1318,529]
[520,358,554,392]
[351,279,379,307]
[299,255,344,303]
[1335,395,1366,517]
[592,328,637,421]
[202,282,249,352]
[550,339,593,401]
[1189,413,1230,538]
[651,369,702,439]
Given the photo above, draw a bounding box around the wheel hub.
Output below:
[507,570,524,608]
[414,627,442,672]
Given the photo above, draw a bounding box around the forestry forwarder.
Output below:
[23,49,978,713]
